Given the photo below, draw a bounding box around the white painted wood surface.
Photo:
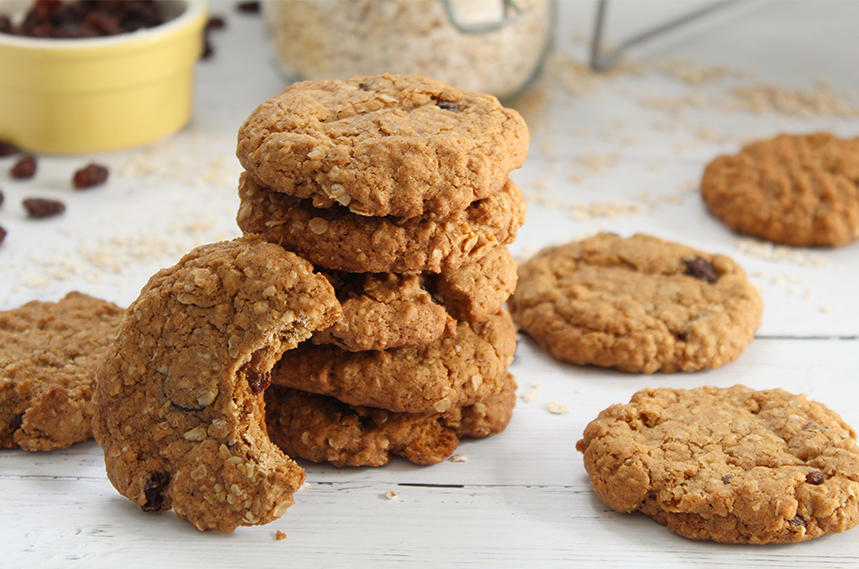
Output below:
[1,1,858,567]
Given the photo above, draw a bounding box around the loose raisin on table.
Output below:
[236,1,261,14]
[72,163,109,189]
[683,256,719,283]
[0,226,6,246]
[0,189,4,206]
[10,155,37,179]
[206,15,226,30]
[23,198,65,219]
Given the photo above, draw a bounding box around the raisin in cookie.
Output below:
[312,246,516,351]
[272,310,516,414]
[0,292,123,451]
[576,385,859,543]
[237,172,525,274]
[701,132,859,247]
[92,237,340,532]
[237,74,529,218]
[265,374,516,467]
[509,233,762,373]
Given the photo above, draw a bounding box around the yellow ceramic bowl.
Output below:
[0,0,207,154]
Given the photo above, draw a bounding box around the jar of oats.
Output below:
[262,0,554,100]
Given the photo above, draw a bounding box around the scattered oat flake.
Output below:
[520,390,538,403]
[275,530,286,541]
[448,453,468,463]
[384,491,397,500]
[547,402,569,415]
[530,381,542,389]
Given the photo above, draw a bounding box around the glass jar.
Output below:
[262,0,554,100]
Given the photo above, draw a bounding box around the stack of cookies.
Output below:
[234,74,529,467]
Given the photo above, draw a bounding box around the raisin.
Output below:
[84,11,122,35]
[8,0,165,38]
[236,1,261,14]
[9,412,23,431]
[0,226,6,245]
[0,188,4,205]
[0,15,12,33]
[142,471,171,512]
[0,140,17,156]
[23,198,65,219]
[72,163,109,189]
[721,474,733,485]
[805,471,824,485]
[674,331,688,342]
[206,15,226,30]
[788,516,806,527]
[247,369,271,394]
[436,100,460,112]
[358,82,371,91]
[10,155,37,179]
[201,35,214,59]
[683,256,718,283]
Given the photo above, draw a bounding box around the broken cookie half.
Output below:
[92,236,340,532]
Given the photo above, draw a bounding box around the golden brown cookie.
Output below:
[0,292,123,451]
[432,245,518,322]
[92,237,340,532]
[576,385,859,543]
[265,374,516,467]
[509,233,762,373]
[701,132,859,247]
[236,74,529,218]
[272,310,516,414]
[312,246,516,352]
[237,171,525,274]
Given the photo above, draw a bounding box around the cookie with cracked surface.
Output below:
[432,245,517,322]
[265,373,516,467]
[576,385,859,543]
[312,246,516,351]
[92,237,340,532]
[701,132,859,247]
[0,292,123,451]
[272,310,516,414]
[509,233,762,373]
[237,171,525,274]
[236,73,529,218]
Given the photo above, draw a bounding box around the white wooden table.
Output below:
[2,1,858,567]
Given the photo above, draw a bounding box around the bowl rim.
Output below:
[0,0,207,50]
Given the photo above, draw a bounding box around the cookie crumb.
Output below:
[547,402,568,415]
[448,453,468,463]
[520,389,537,403]
[530,381,542,388]
[820,305,833,314]
[299,481,311,491]
[275,530,286,541]
[384,491,397,500]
